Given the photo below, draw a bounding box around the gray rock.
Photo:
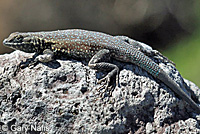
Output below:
[0,49,199,133]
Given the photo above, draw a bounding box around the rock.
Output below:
[0,49,199,133]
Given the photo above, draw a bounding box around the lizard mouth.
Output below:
[3,39,15,46]
[3,32,34,50]
[3,32,25,47]
[3,38,26,49]
[3,33,36,53]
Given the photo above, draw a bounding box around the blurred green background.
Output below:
[164,1,200,87]
[0,0,199,86]
[164,28,200,87]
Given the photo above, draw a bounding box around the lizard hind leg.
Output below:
[88,49,119,96]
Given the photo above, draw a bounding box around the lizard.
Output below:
[115,35,176,66]
[3,29,200,113]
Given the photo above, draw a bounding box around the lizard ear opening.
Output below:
[23,37,32,43]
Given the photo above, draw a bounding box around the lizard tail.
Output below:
[157,69,200,114]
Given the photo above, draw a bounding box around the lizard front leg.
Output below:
[19,49,54,69]
[88,49,119,94]
[34,49,54,63]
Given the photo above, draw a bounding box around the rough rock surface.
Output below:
[0,46,200,133]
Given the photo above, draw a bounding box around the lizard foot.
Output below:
[19,59,38,69]
[97,75,111,89]
[13,58,38,76]
[96,73,119,97]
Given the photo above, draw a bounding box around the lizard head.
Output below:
[3,32,44,53]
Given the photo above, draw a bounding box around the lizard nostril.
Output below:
[3,39,7,44]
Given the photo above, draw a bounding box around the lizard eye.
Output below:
[12,35,23,43]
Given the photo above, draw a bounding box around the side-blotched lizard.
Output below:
[3,29,200,113]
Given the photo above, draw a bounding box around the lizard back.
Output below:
[39,29,160,76]
[3,29,161,77]
[38,29,161,77]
